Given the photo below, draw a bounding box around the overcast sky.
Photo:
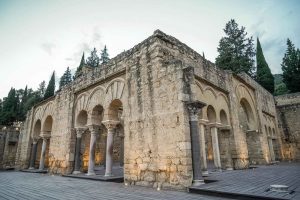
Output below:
[0,0,299,99]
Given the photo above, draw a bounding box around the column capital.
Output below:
[32,136,40,144]
[75,127,88,138]
[199,119,209,125]
[207,122,222,128]
[102,120,120,131]
[87,124,101,134]
[40,131,51,139]
[186,101,206,121]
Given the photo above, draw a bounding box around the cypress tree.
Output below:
[59,67,72,89]
[256,38,274,93]
[216,19,255,77]
[100,45,110,64]
[86,48,100,68]
[74,53,85,79]
[1,88,18,125]
[282,39,300,93]
[44,71,56,99]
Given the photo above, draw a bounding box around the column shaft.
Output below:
[105,129,114,176]
[29,142,38,169]
[268,139,275,162]
[39,138,47,170]
[73,136,82,174]
[87,131,97,175]
[211,127,221,170]
[119,136,124,167]
[190,120,203,182]
[199,124,208,174]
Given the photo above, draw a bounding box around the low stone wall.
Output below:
[276,93,300,161]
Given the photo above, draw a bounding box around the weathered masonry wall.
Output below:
[276,92,300,161]
[0,125,20,169]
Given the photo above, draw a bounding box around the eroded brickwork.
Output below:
[276,93,300,161]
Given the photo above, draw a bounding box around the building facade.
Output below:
[16,30,285,189]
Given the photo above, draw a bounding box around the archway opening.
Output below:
[238,98,261,165]
[42,115,53,169]
[107,99,124,170]
[32,120,42,168]
[76,110,88,127]
[220,110,228,125]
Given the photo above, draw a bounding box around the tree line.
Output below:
[0,45,110,125]
[1,20,300,125]
[215,19,300,95]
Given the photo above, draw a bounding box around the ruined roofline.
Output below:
[86,29,213,72]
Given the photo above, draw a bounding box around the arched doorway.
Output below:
[102,99,124,176]
[219,110,233,170]
[238,98,261,165]
[39,115,53,170]
[206,105,221,171]
[29,120,42,169]
[75,110,89,172]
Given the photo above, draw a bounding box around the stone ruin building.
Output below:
[10,30,300,189]
[0,123,20,169]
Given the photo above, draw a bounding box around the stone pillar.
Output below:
[199,120,208,174]
[39,135,49,170]
[119,131,124,167]
[102,133,107,167]
[268,138,275,162]
[187,101,206,186]
[102,120,119,177]
[29,138,39,169]
[73,128,86,174]
[87,125,99,176]
[211,125,221,170]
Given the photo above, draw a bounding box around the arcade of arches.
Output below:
[16,30,287,190]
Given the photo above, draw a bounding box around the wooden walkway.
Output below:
[190,162,300,200]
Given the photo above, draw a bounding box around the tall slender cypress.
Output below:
[44,71,55,99]
[256,38,274,93]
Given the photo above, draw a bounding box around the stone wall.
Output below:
[0,125,20,169]
[276,92,300,161]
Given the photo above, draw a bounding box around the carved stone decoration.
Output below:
[187,101,206,121]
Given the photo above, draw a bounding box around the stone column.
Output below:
[268,137,275,162]
[29,138,39,169]
[199,120,208,174]
[87,125,99,176]
[102,133,107,167]
[39,135,50,170]
[187,101,206,186]
[211,125,221,171]
[102,120,119,177]
[119,131,124,167]
[73,128,86,174]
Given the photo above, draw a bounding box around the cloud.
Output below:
[64,27,103,66]
[40,42,56,55]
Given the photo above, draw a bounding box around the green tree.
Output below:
[1,88,18,125]
[38,81,46,98]
[215,19,255,77]
[74,53,85,80]
[86,48,99,68]
[256,38,274,93]
[44,71,56,99]
[59,67,72,89]
[100,45,110,64]
[281,39,300,93]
